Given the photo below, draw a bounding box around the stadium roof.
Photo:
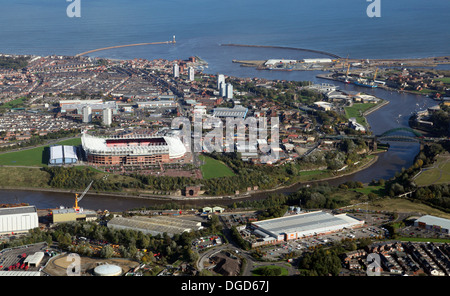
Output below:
[81,133,186,159]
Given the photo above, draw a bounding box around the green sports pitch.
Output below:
[199,154,235,179]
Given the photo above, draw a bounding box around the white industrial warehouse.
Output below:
[414,215,450,233]
[0,206,39,235]
[251,211,364,245]
[107,215,203,237]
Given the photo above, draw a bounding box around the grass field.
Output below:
[252,265,289,276]
[0,138,81,166]
[435,77,450,84]
[199,154,235,179]
[414,154,450,186]
[0,97,27,109]
[396,237,450,243]
[353,185,385,196]
[344,103,376,126]
[0,166,51,188]
[348,198,450,219]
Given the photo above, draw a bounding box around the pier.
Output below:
[75,37,176,57]
[221,43,342,59]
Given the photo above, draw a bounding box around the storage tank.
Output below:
[93,264,122,276]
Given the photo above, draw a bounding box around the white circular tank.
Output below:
[93,264,122,276]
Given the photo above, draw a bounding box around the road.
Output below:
[195,215,299,276]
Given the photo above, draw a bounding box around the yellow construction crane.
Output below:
[74,181,94,212]
[373,68,378,81]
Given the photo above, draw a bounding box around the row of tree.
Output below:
[0,56,29,70]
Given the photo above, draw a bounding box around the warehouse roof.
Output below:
[24,252,45,266]
[107,215,203,237]
[0,271,41,276]
[0,206,37,216]
[212,105,248,119]
[253,211,362,236]
[415,215,450,230]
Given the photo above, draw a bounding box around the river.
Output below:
[0,63,438,211]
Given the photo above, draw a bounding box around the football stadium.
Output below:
[81,133,187,166]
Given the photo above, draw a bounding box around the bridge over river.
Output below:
[321,127,445,143]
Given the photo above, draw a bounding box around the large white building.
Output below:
[173,63,180,78]
[107,215,203,238]
[81,133,187,166]
[0,206,39,235]
[414,215,450,233]
[136,100,177,109]
[212,105,248,119]
[251,211,364,245]
[226,83,233,99]
[102,108,112,126]
[49,145,78,165]
[217,74,225,90]
[188,67,195,81]
[82,106,92,123]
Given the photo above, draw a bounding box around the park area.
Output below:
[199,154,235,179]
[344,103,377,126]
[414,153,450,186]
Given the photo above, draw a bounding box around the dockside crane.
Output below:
[74,180,94,212]
[345,64,351,83]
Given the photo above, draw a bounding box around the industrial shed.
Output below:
[0,271,41,276]
[414,215,450,233]
[252,211,364,242]
[0,206,39,235]
[49,145,78,165]
[107,215,203,237]
[24,252,45,267]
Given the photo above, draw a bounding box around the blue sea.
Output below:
[0,0,448,63]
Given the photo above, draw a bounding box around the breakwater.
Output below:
[221,44,342,59]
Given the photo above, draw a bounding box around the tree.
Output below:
[100,245,114,258]
[298,248,341,276]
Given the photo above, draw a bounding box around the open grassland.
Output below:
[199,154,235,179]
[396,237,450,243]
[344,103,376,126]
[347,198,450,219]
[0,138,81,166]
[0,167,51,188]
[435,77,450,84]
[414,154,450,186]
[252,265,289,276]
